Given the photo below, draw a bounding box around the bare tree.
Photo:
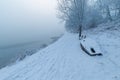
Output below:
[57,0,87,33]
[57,0,120,33]
[96,0,112,21]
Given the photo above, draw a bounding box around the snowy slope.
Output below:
[0,21,120,80]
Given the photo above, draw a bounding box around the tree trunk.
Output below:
[106,6,112,21]
[118,8,120,18]
[79,25,82,40]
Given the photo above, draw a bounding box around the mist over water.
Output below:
[0,0,65,69]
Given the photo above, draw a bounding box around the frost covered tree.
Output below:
[96,0,113,21]
[96,0,120,20]
[57,0,120,33]
[113,0,120,18]
[57,0,103,32]
[84,7,103,28]
[57,0,87,33]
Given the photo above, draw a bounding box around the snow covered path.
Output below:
[0,31,120,80]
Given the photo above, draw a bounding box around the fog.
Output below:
[0,0,65,68]
[0,0,64,47]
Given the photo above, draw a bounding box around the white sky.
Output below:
[0,0,65,46]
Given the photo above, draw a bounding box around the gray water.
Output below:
[0,35,62,69]
[0,0,65,69]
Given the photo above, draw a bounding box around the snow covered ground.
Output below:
[0,20,120,80]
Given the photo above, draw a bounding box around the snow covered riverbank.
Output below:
[0,20,120,80]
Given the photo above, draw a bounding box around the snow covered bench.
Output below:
[80,37,103,56]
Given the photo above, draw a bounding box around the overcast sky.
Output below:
[0,0,65,47]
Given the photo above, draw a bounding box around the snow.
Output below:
[0,20,120,80]
[80,37,102,54]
